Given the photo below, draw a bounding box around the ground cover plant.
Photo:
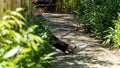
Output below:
[103,13,120,48]
[75,0,120,38]
[74,0,120,48]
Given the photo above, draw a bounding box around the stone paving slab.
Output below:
[43,13,120,68]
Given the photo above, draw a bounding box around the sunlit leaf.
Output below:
[3,21,11,28]
[14,55,25,63]
[28,62,36,67]
[0,22,4,28]
[26,25,38,33]
[43,52,56,60]
[2,29,9,35]
[16,8,24,12]
[21,48,32,53]
[3,10,11,16]
[6,62,14,66]
[11,11,17,16]
[28,34,34,41]
[32,35,43,43]
[4,40,12,44]
[3,20,16,27]
[26,41,31,47]
[31,43,38,52]
[14,33,22,43]
[16,20,25,28]
[4,46,20,59]
[2,15,10,20]
[30,25,38,29]
[8,30,16,35]
[11,11,25,21]
[10,15,18,22]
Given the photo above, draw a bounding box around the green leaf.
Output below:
[21,48,32,53]
[16,20,25,28]
[26,25,38,33]
[10,15,18,22]
[43,52,56,60]
[28,62,36,67]
[16,8,24,12]
[32,35,43,43]
[14,33,22,43]
[6,62,14,66]
[14,55,25,63]
[7,20,15,25]
[2,29,9,35]
[26,41,31,47]
[3,21,11,28]
[4,46,20,59]
[31,43,38,52]
[0,22,4,28]
[11,11,25,21]
[4,40,12,44]
[2,15,10,20]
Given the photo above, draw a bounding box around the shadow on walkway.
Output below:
[43,13,120,68]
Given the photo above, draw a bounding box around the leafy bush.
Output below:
[61,0,79,13]
[103,13,120,48]
[62,0,74,12]
[0,9,53,68]
[75,0,120,38]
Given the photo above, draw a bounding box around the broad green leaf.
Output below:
[21,48,32,53]
[26,41,31,47]
[14,55,25,63]
[6,62,14,66]
[28,62,36,67]
[31,43,38,52]
[11,11,25,21]
[11,11,17,16]
[3,20,16,28]
[16,20,25,28]
[32,35,43,43]
[10,15,18,22]
[2,15,10,20]
[7,20,15,25]
[0,22,4,28]
[16,8,24,12]
[4,40,12,44]
[30,25,38,29]
[43,52,56,60]
[3,21,11,28]
[3,10,11,16]
[14,33,22,43]
[28,34,34,41]
[4,46,20,59]
[26,25,38,33]
[2,29,9,35]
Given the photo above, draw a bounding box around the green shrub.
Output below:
[62,0,74,12]
[103,13,120,48]
[62,0,79,13]
[75,0,120,38]
[0,8,53,68]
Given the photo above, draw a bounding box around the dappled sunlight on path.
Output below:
[43,13,120,68]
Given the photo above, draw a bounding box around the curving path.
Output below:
[42,13,120,68]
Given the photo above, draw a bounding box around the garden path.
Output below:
[43,13,120,68]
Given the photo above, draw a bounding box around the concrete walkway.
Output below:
[43,13,120,68]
